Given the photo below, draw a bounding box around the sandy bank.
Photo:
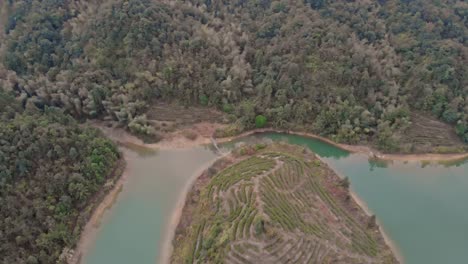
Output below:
[222,129,468,163]
[91,120,468,163]
[158,152,230,264]
[89,121,217,150]
[77,121,465,264]
[316,155,404,263]
[69,149,132,264]
[349,191,404,263]
[169,145,400,263]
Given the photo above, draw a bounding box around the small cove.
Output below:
[82,146,218,264]
[82,132,468,264]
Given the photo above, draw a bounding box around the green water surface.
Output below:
[83,133,468,264]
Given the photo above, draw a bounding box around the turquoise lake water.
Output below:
[83,133,468,264]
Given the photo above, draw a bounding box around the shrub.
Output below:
[199,95,209,106]
[255,115,267,128]
[254,218,265,235]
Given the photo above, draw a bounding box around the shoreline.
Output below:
[349,191,404,263]
[90,121,468,163]
[74,121,467,264]
[221,129,468,163]
[158,152,230,264]
[169,145,401,263]
[69,149,132,264]
[317,155,404,263]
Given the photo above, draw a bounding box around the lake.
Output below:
[82,132,468,264]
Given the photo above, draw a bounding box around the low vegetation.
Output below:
[171,144,397,263]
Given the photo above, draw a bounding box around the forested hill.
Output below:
[0,0,467,152]
[0,92,121,263]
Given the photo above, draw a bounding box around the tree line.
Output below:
[0,0,467,262]
[1,0,466,151]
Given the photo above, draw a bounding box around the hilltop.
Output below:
[171,143,398,263]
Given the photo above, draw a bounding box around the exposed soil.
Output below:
[70,105,468,264]
[219,129,468,163]
[75,120,466,264]
[89,100,467,162]
[90,119,468,163]
[89,120,224,149]
[159,152,233,264]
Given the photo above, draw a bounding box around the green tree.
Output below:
[255,115,267,128]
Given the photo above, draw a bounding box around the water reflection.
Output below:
[252,132,350,159]
[368,157,390,171]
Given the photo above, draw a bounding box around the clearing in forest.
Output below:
[399,112,465,153]
[146,102,225,134]
[171,144,398,264]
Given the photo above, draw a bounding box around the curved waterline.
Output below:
[82,132,468,264]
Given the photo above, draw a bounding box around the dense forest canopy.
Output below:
[0,0,466,262]
[0,91,120,263]
[0,0,467,151]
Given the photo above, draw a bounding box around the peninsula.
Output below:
[171,143,398,263]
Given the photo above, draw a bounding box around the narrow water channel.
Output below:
[82,132,468,264]
[82,146,218,264]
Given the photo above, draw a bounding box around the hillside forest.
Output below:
[0,92,120,263]
[0,0,467,263]
[0,0,467,152]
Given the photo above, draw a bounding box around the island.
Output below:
[171,143,398,263]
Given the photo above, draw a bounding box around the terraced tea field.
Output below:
[146,102,225,133]
[399,112,465,153]
[171,144,398,264]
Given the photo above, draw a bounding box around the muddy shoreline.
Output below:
[222,129,468,162]
[91,121,468,162]
[69,149,131,264]
[316,155,404,263]
[158,152,230,264]
[72,121,466,263]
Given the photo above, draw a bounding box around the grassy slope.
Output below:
[171,143,397,264]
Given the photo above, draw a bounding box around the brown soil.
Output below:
[75,121,465,264]
[218,129,468,163]
[90,120,222,150]
[72,110,467,264]
[317,155,404,262]
[90,120,468,163]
